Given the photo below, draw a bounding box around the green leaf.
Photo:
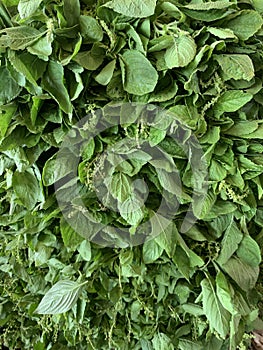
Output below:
[104,0,156,18]
[27,35,53,61]
[42,60,73,114]
[95,60,116,85]
[155,167,182,196]
[207,27,236,39]
[225,121,258,137]
[201,277,231,338]
[183,1,232,11]
[77,240,91,261]
[214,54,255,81]
[236,235,261,267]
[226,10,263,41]
[60,217,83,250]
[42,155,76,186]
[164,34,196,68]
[12,169,43,210]
[0,67,21,104]
[18,0,42,18]
[252,0,263,12]
[63,0,80,27]
[169,105,198,129]
[222,257,259,292]
[152,332,174,349]
[216,220,243,265]
[109,172,131,202]
[118,194,144,225]
[120,50,158,95]
[143,238,164,264]
[35,280,85,314]
[80,15,103,43]
[74,46,105,70]
[192,191,217,220]
[154,222,176,258]
[8,51,47,87]
[178,339,203,350]
[0,104,17,138]
[0,26,44,50]
[216,272,235,314]
[214,90,253,118]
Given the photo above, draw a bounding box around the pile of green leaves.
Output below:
[0,0,263,349]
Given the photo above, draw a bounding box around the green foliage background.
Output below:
[0,0,263,349]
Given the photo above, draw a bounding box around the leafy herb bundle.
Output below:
[0,0,263,349]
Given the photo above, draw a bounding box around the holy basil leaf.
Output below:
[42,60,73,114]
[120,50,158,95]
[201,277,231,339]
[95,60,116,86]
[27,35,53,61]
[214,54,255,81]
[35,280,85,314]
[221,257,259,292]
[143,238,164,264]
[0,26,44,50]
[0,66,21,104]
[12,169,43,210]
[80,15,103,43]
[216,272,235,315]
[226,10,263,41]
[63,0,80,27]
[214,90,253,118]
[216,220,243,265]
[104,0,156,18]
[60,217,83,250]
[164,34,196,68]
[8,51,47,87]
[118,194,144,225]
[236,235,261,267]
[18,0,42,18]
[109,172,131,202]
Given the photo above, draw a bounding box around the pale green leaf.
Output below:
[164,34,196,68]
[207,27,236,39]
[120,50,158,95]
[27,35,53,61]
[35,280,85,314]
[104,0,156,18]
[214,90,253,118]
[236,235,261,267]
[216,220,243,265]
[0,66,21,104]
[214,54,255,81]
[80,15,103,43]
[13,169,43,210]
[8,51,47,87]
[226,10,263,41]
[95,60,116,86]
[77,240,91,262]
[60,217,83,250]
[201,277,231,338]
[216,272,235,314]
[118,194,144,225]
[0,26,44,50]
[110,172,131,202]
[18,0,42,18]
[143,238,164,264]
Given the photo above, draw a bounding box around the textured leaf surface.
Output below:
[104,0,156,18]
[35,280,84,314]
[201,277,231,338]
